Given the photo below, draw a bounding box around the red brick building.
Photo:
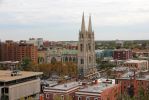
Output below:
[0,40,38,63]
[113,49,132,60]
[43,80,121,100]
[116,71,149,97]
[17,40,38,63]
[43,81,80,100]
[0,40,18,61]
[75,82,121,100]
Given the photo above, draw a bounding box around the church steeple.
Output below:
[81,12,86,32]
[88,15,92,33]
[78,13,98,79]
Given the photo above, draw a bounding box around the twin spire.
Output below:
[81,13,92,33]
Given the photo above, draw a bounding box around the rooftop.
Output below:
[125,60,148,63]
[78,83,115,94]
[112,67,129,72]
[48,81,80,91]
[117,71,149,80]
[114,49,131,51]
[0,70,43,82]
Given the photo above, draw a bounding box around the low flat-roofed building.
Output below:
[123,60,148,71]
[0,70,43,100]
[44,81,80,100]
[75,82,121,100]
[109,60,125,66]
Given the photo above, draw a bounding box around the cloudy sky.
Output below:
[0,0,149,41]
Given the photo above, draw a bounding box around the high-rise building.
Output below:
[17,40,38,63]
[0,40,18,61]
[0,40,38,63]
[27,38,43,49]
[78,13,98,78]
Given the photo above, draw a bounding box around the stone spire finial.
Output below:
[81,12,86,32]
[88,14,92,33]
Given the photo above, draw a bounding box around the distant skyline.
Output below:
[0,0,149,41]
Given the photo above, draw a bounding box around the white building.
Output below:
[0,70,43,100]
[27,38,43,49]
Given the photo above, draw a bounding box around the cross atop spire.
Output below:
[81,12,86,32]
[88,14,92,33]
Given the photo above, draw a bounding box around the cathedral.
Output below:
[78,13,99,79]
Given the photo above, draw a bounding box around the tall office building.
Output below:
[78,13,98,79]
[0,40,38,63]
[0,40,17,61]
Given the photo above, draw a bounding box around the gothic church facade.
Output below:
[78,13,98,79]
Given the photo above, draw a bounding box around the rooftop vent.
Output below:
[11,70,20,76]
[64,84,67,87]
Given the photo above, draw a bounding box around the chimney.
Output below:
[82,82,87,86]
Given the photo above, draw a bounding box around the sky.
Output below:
[0,0,149,41]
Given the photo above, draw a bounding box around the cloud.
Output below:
[0,0,149,25]
[0,0,149,41]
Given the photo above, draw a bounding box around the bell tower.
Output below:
[78,13,98,79]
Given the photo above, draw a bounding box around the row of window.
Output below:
[78,96,99,100]
[46,94,100,100]
[80,44,92,52]
[46,94,64,100]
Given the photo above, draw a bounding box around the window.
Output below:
[86,97,90,100]
[65,57,68,62]
[5,88,8,93]
[80,44,83,51]
[81,59,84,64]
[142,81,143,85]
[1,88,9,94]
[89,56,91,63]
[61,95,64,100]
[88,44,91,51]
[82,34,84,38]
[46,94,49,98]
[78,96,82,100]
[94,98,98,100]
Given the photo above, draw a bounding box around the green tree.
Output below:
[138,86,145,100]
[21,57,32,71]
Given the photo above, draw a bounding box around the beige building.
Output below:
[78,13,98,79]
[123,60,148,71]
[0,70,43,100]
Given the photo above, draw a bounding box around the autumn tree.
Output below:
[37,61,77,78]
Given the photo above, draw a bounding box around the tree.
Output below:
[37,62,77,79]
[138,86,145,100]
[21,57,32,71]
[98,63,116,70]
[38,63,52,77]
